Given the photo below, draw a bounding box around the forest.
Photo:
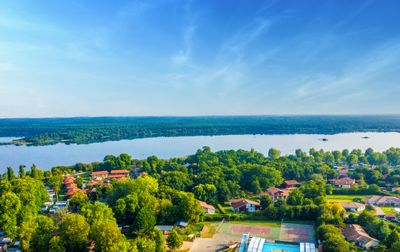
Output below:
[2,115,400,145]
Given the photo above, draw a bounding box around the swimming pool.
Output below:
[262,243,300,252]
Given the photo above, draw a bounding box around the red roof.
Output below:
[110,170,129,174]
[63,177,76,184]
[91,171,108,176]
[230,199,260,209]
[199,200,215,210]
[283,180,298,186]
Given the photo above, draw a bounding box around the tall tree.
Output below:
[60,214,90,252]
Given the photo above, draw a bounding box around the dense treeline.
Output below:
[2,115,400,145]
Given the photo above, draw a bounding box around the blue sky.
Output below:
[1,0,400,117]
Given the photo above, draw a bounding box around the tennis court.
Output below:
[217,222,281,239]
[279,222,316,243]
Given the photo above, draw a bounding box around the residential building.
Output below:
[282,180,299,188]
[199,200,215,214]
[265,187,290,200]
[328,177,356,188]
[91,171,108,180]
[230,199,261,213]
[342,224,379,249]
[341,202,365,212]
[364,195,400,206]
[109,169,130,179]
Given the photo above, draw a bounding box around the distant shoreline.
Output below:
[1,115,400,146]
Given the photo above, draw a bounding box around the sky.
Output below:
[0,0,400,117]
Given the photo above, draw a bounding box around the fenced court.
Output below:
[279,221,316,243]
[217,221,281,240]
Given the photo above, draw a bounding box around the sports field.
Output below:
[279,222,316,243]
[216,220,315,243]
[217,221,281,239]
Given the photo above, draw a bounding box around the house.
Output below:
[338,169,349,177]
[265,187,290,200]
[282,180,299,188]
[230,199,260,213]
[199,201,215,214]
[341,202,365,212]
[91,171,109,180]
[109,170,130,179]
[342,224,379,249]
[392,187,400,192]
[385,214,398,222]
[372,205,386,218]
[364,195,400,206]
[174,220,188,228]
[328,177,356,188]
[155,225,173,235]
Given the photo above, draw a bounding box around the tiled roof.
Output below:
[110,170,129,174]
[342,224,379,245]
[199,200,215,210]
[91,171,108,176]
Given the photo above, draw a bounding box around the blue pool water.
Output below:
[262,243,300,252]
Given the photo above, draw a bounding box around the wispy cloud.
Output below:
[171,24,197,64]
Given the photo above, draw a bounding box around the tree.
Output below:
[167,229,182,250]
[49,236,65,252]
[69,191,88,211]
[19,165,26,178]
[0,192,21,238]
[153,228,166,252]
[30,215,55,252]
[91,220,127,252]
[386,230,400,248]
[260,195,272,210]
[49,175,63,201]
[7,167,15,181]
[60,214,90,252]
[76,177,83,189]
[268,148,281,160]
[79,202,115,225]
[133,206,156,235]
[287,189,304,205]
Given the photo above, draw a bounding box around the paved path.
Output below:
[190,233,240,252]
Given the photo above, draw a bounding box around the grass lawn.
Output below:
[326,195,366,203]
[380,206,397,214]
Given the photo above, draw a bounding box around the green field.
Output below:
[326,195,366,203]
[380,206,397,214]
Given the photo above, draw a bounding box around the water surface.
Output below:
[0,132,399,173]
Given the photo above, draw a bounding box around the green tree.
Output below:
[0,191,21,238]
[79,202,115,225]
[386,230,400,248]
[287,189,304,205]
[260,195,272,210]
[49,175,63,201]
[69,191,88,211]
[49,236,65,252]
[153,228,166,252]
[268,148,281,160]
[167,229,183,250]
[133,206,156,235]
[76,177,83,189]
[60,214,90,252]
[19,165,26,178]
[91,220,127,252]
[7,167,15,181]
[31,215,55,252]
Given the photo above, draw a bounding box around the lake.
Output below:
[1,132,400,173]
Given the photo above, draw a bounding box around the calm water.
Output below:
[1,132,400,173]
